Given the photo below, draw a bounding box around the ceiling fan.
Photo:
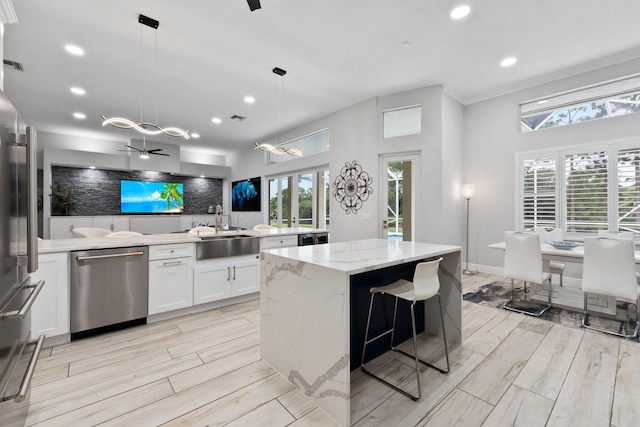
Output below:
[119,138,169,159]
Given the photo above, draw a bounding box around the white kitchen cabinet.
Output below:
[50,216,130,238]
[193,254,259,304]
[50,217,92,239]
[230,255,260,296]
[31,252,69,338]
[261,235,298,249]
[93,216,130,232]
[148,243,194,315]
[193,259,231,304]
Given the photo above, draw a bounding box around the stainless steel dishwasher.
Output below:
[70,246,148,339]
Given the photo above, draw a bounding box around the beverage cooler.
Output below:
[298,232,329,246]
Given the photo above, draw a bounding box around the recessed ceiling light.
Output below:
[89,166,96,169]
[212,117,222,124]
[500,57,517,67]
[244,96,255,104]
[65,44,85,56]
[73,112,86,119]
[200,175,205,178]
[450,5,470,20]
[191,132,200,138]
[537,99,549,104]
[70,87,86,95]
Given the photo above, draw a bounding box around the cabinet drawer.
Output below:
[149,243,194,260]
[261,235,298,249]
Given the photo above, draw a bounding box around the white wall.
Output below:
[229,85,465,244]
[39,130,231,237]
[464,57,640,270]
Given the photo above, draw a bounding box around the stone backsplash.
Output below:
[51,166,223,216]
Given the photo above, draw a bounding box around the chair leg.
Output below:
[361,292,449,402]
[410,302,422,399]
[503,278,551,317]
[559,272,563,287]
[581,291,640,339]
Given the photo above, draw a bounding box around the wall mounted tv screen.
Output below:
[120,180,184,214]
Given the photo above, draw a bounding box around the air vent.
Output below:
[3,59,24,71]
[230,115,247,121]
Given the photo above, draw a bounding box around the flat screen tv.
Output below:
[120,180,184,214]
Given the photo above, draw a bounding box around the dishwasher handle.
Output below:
[76,251,145,262]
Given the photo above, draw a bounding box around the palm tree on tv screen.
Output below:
[160,183,183,211]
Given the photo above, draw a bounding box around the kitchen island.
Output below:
[260,239,462,426]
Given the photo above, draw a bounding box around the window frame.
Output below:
[516,139,640,240]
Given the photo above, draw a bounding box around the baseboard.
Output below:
[147,293,259,324]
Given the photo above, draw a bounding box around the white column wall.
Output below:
[229,85,465,246]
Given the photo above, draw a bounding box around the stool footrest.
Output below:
[364,328,393,345]
[360,366,420,401]
[392,348,449,375]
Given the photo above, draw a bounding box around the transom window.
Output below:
[520,75,640,132]
[518,140,640,237]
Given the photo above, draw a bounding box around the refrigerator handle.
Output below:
[26,127,38,273]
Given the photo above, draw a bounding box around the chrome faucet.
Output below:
[215,204,223,233]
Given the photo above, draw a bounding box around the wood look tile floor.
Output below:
[9,273,640,426]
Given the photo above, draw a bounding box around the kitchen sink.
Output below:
[196,235,260,260]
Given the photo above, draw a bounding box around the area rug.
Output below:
[463,281,639,342]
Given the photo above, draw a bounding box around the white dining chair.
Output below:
[597,230,635,240]
[360,257,449,401]
[71,227,111,238]
[532,228,566,287]
[581,236,640,338]
[503,231,553,316]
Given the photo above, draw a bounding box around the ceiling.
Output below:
[4,0,640,156]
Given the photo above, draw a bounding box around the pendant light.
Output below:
[255,67,302,157]
[102,14,190,140]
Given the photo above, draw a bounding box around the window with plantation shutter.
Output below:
[522,157,556,230]
[519,142,640,237]
[564,151,609,233]
[617,148,640,234]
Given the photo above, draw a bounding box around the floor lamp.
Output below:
[461,184,476,275]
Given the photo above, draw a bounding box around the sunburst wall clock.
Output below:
[332,160,373,214]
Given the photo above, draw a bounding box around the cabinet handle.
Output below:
[77,251,145,261]
[233,266,236,280]
[162,260,182,266]
[227,266,231,281]
[1,280,45,320]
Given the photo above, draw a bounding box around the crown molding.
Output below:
[0,0,17,24]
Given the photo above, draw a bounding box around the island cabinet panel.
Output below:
[31,252,69,339]
[148,243,194,315]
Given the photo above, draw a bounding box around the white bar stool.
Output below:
[360,257,450,401]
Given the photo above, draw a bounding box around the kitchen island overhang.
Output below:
[260,239,462,426]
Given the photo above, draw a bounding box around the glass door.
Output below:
[380,153,418,241]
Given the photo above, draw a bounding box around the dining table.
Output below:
[488,239,640,315]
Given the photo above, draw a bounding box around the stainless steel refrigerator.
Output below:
[0,89,45,426]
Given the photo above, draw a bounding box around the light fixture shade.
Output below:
[461,184,476,199]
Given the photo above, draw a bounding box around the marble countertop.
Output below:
[262,238,461,274]
[38,233,202,254]
[38,228,329,254]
